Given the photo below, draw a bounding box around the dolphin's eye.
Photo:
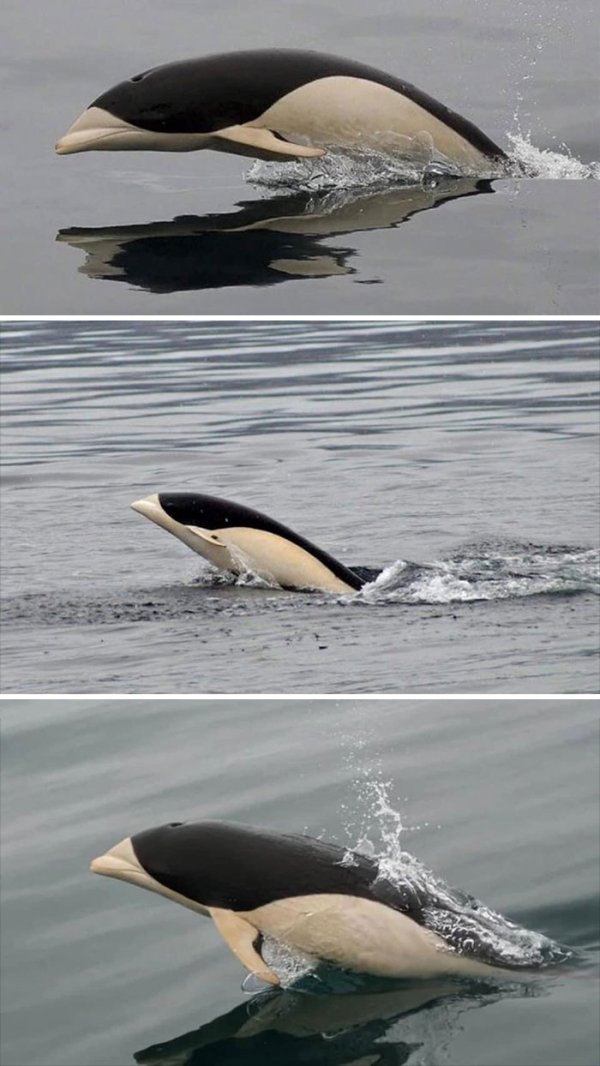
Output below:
[211,534,219,541]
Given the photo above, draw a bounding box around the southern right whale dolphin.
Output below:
[131,492,377,593]
[56,48,507,172]
[91,820,562,985]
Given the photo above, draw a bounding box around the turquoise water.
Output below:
[1,697,598,1065]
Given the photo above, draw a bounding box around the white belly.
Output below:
[252,76,491,169]
[243,893,507,979]
[201,526,354,594]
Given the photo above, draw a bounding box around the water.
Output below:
[1,318,599,694]
[1,696,598,1066]
[1,0,599,313]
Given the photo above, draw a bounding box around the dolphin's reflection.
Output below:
[57,178,493,293]
[133,977,530,1066]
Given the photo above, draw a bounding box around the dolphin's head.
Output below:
[55,57,220,155]
[55,52,276,156]
[130,492,241,569]
[90,822,217,915]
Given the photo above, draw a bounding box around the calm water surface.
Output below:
[1,319,599,694]
[1,697,598,1066]
[1,0,599,312]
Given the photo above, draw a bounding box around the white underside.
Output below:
[56,76,493,167]
[130,493,355,594]
[242,893,506,980]
[90,838,506,981]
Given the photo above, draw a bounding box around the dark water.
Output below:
[1,318,599,694]
[1,697,598,1066]
[1,0,598,313]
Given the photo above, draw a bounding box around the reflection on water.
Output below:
[56,178,492,292]
[133,980,539,1066]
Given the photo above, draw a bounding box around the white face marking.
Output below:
[241,894,506,979]
[89,836,209,916]
[55,106,216,154]
[130,494,355,594]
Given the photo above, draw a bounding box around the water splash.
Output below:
[506,133,600,179]
[357,542,599,605]
[344,780,571,971]
[245,136,597,192]
[246,143,499,193]
[195,540,599,605]
[259,938,317,988]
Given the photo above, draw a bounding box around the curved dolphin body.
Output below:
[56,49,507,171]
[131,492,373,594]
[90,820,536,983]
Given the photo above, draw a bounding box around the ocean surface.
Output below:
[1,696,598,1066]
[1,318,599,695]
[1,0,599,313]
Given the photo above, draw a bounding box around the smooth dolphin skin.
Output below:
[90,820,526,984]
[131,492,367,594]
[55,49,507,171]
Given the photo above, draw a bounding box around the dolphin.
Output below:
[90,820,546,984]
[55,49,507,171]
[130,492,375,594]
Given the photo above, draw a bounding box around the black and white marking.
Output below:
[131,492,368,594]
[90,820,528,983]
[56,49,506,170]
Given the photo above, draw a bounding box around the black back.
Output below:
[131,821,557,971]
[158,492,365,591]
[131,820,426,920]
[92,49,505,159]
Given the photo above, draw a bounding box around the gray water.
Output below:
[1,0,599,313]
[1,318,599,694]
[1,696,598,1066]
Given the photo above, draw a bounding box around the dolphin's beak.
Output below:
[90,836,145,882]
[55,106,138,154]
[90,833,211,916]
[131,493,163,522]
